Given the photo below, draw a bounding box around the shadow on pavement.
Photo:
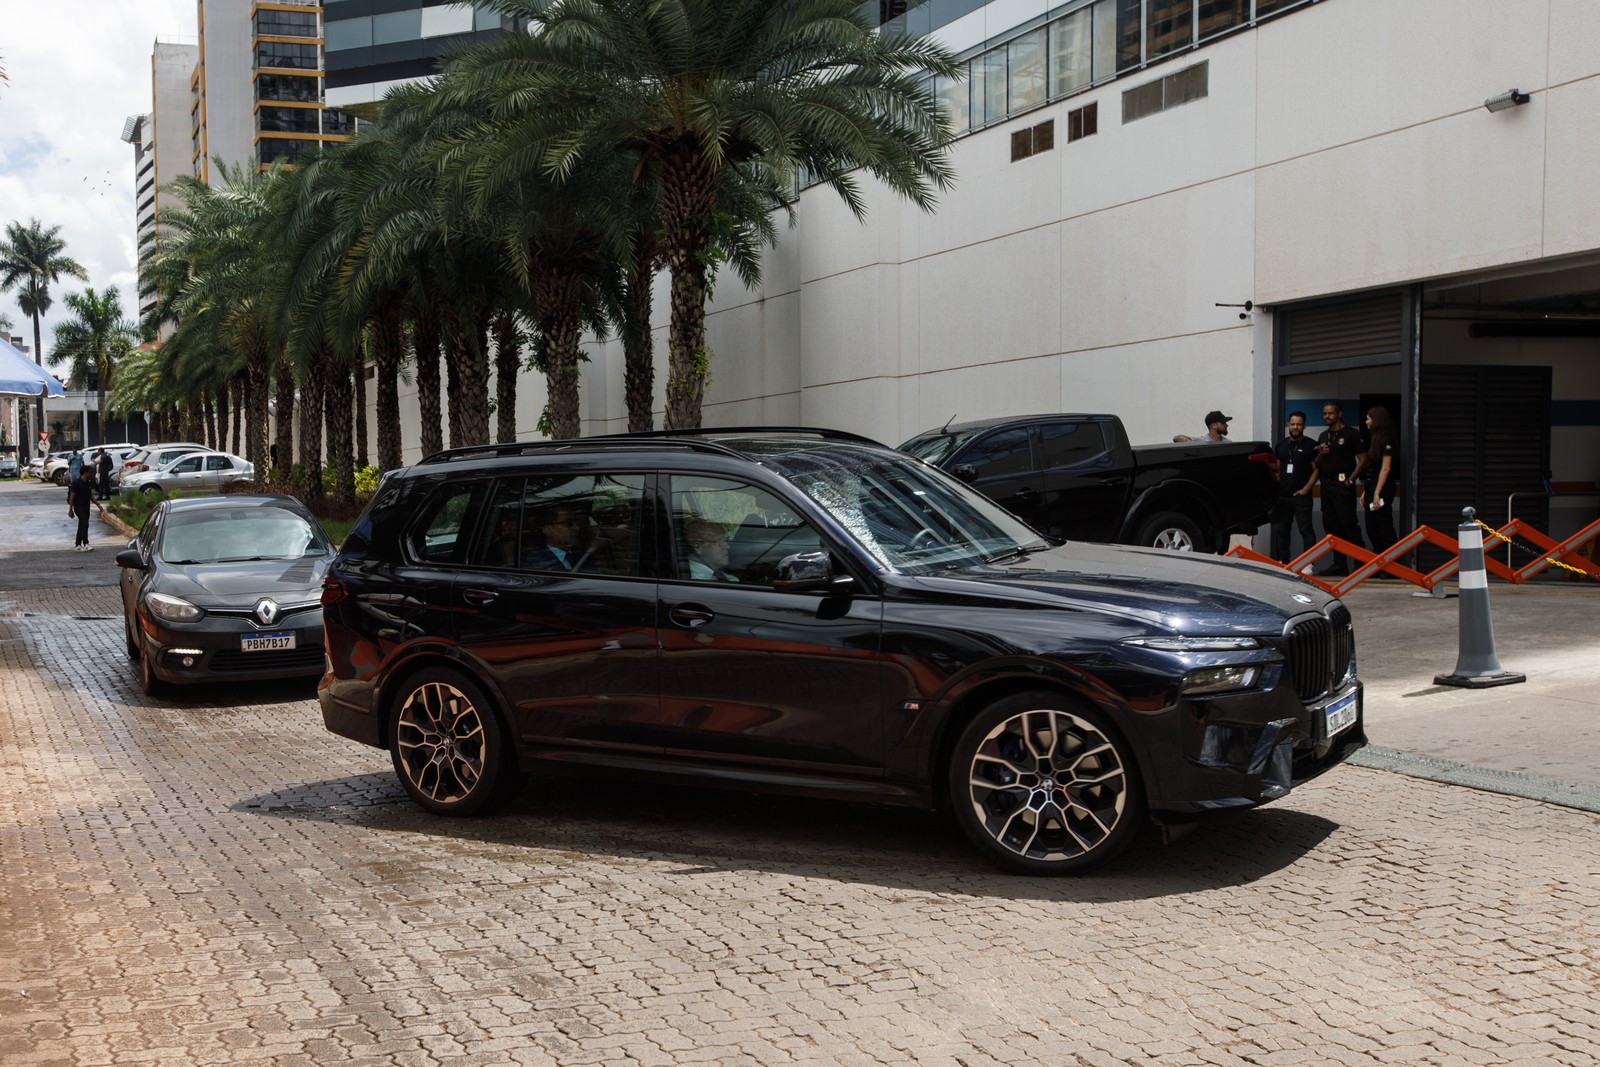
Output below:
[233,771,1338,902]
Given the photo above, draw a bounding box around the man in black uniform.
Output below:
[1270,411,1319,564]
[67,465,104,552]
[1313,401,1365,576]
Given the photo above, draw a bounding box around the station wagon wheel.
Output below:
[139,644,166,697]
[124,613,140,662]
[388,668,523,816]
[1137,511,1203,552]
[948,692,1143,875]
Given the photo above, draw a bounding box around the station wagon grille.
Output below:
[209,648,326,673]
[1284,605,1354,701]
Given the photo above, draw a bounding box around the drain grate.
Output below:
[1350,746,1600,814]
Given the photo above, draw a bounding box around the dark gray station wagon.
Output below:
[319,429,1363,874]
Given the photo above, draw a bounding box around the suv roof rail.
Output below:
[415,427,883,466]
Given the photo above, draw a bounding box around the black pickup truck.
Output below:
[901,414,1278,552]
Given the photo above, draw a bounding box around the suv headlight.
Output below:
[1180,664,1261,695]
[145,592,205,623]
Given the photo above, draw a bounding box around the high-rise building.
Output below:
[123,37,199,327]
[323,2,517,108]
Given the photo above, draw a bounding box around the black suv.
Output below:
[319,429,1364,874]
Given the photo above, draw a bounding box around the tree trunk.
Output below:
[372,309,405,471]
[494,312,521,443]
[531,267,583,441]
[231,376,243,457]
[664,259,710,430]
[298,346,327,502]
[95,386,108,447]
[324,366,355,510]
[214,387,228,452]
[244,339,271,475]
[413,312,443,457]
[444,319,463,450]
[443,307,491,446]
[353,354,369,470]
[274,350,295,477]
[623,244,655,433]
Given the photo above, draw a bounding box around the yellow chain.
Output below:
[1473,518,1598,580]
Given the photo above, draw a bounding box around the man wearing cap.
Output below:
[1172,411,1233,443]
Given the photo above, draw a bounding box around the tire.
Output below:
[1136,511,1204,552]
[141,485,164,497]
[947,691,1144,875]
[52,469,66,486]
[140,644,167,697]
[125,613,141,662]
[388,668,523,816]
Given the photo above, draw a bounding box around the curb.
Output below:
[1350,745,1600,814]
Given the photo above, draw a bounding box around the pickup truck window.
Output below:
[1039,421,1111,468]
[901,431,975,465]
[958,427,1032,479]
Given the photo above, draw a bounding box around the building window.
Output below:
[257,106,321,135]
[1122,60,1208,123]
[257,73,320,103]
[256,41,319,71]
[1114,0,1142,74]
[420,3,474,38]
[372,8,423,46]
[1146,0,1195,60]
[324,16,373,52]
[254,9,318,39]
[975,49,1006,125]
[1010,119,1055,162]
[1067,101,1098,142]
[936,72,970,134]
[1007,28,1047,114]
[257,137,321,167]
[323,109,359,136]
[1049,8,1092,98]
[1198,0,1249,39]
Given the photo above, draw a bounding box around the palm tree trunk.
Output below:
[443,307,490,447]
[531,268,582,441]
[245,338,271,474]
[353,355,369,469]
[96,385,108,447]
[274,351,295,477]
[231,376,243,456]
[324,366,355,510]
[494,312,521,443]
[664,260,710,430]
[623,245,655,433]
[31,312,46,457]
[298,346,327,501]
[372,309,404,471]
[213,387,228,451]
[412,313,443,457]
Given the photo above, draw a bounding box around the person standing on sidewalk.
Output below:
[67,467,104,552]
[1270,411,1319,564]
[1314,401,1365,576]
[95,449,114,500]
[1359,405,1400,552]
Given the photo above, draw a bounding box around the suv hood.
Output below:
[159,557,329,606]
[895,541,1331,634]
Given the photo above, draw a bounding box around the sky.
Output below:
[0,0,195,360]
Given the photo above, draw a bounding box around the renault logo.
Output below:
[255,598,280,625]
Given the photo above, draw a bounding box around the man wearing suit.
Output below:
[684,519,740,582]
[522,504,591,572]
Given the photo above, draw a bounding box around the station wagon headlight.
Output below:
[1180,664,1260,695]
[1124,636,1260,652]
[145,592,205,623]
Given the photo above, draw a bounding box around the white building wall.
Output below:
[378,0,1600,468]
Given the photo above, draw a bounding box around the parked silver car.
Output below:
[0,454,18,478]
[114,443,209,494]
[122,450,255,495]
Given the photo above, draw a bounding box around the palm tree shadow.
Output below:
[236,771,1339,902]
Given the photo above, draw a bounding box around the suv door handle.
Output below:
[669,605,714,628]
[462,588,498,606]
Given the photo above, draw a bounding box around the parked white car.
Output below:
[121,450,255,495]
[114,443,209,494]
[43,443,140,485]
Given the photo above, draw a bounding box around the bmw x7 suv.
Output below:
[319,428,1364,874]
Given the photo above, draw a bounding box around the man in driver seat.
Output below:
[684,519,739,582]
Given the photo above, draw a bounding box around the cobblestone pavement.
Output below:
[2,489,1599,1065]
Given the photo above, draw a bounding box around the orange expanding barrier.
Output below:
[1226,516,1600,596]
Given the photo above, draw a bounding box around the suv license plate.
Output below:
[241,632,295,652]
[1324,692,1357,739]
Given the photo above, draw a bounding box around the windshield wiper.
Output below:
[983,542,1050,564]
[214,555,279,563]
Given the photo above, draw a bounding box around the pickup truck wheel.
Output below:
[1137,512,1203,552]
[948,692,1144,875]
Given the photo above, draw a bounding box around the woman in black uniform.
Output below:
[1360,406,1400,552]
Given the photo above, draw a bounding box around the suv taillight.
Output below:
[320,576,348,606]
[1247,449,1280,483]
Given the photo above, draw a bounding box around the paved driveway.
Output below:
[2,481,1597,1065]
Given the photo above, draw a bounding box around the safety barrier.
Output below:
[1225,515,1600,595]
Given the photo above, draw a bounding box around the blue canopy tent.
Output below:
[0,334,65,398]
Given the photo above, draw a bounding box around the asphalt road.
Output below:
[2,477,1597,1066]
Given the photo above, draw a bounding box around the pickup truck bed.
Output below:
[901,414,1278,552]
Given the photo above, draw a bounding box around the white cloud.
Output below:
[0,0,195,355]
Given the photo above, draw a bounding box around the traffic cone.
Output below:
[1434,507,1525,688]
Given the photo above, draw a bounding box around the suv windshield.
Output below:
[747,441,1048,572]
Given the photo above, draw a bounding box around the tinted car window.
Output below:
[669,475,820,585]
[1038,421,1110,468]
[171,456,203,473]
[410,481,487,564]
[471,472,647,576]
[159,505,329,564]
[204,455,232,471]
[900,430,977,465]
[956,427,1032,478]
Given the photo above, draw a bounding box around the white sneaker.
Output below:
[83,544,95,552]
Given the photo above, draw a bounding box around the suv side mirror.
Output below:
[773,551,854,594]
[115,548,147,571]
[952,464,977,483]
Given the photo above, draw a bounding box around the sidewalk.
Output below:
[1339,579,1600,799]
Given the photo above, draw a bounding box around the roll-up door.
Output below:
[1417,365,1551,568]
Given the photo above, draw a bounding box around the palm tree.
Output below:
[460,0,959,428]
[48,287,137,446]
[1,219,89,442]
